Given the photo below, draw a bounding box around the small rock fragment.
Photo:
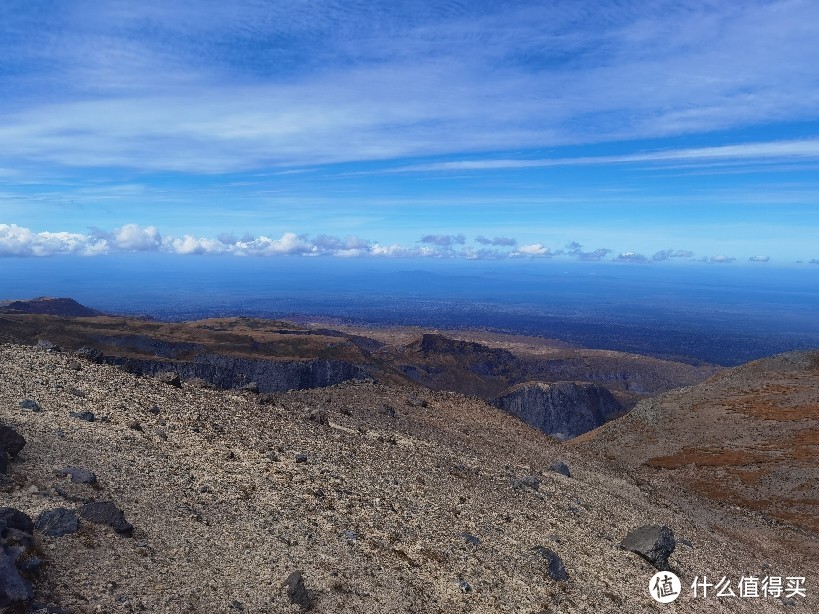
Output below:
[69,411,95,422]
[65,360,82,371]
[406,395,428,408]
[620,525,676,571]
[380,404,396,418]
[78,501,134,537]
[457,579,472,593]
[257,393,278,405]
[19,399,41,412]
[148,404,160,415]
[239,382,259,394]
[36,508,79,537]
[548,461,572,478]
[512,475,541,491]
[462,532,481,546]
[282,570,311,610]
[0,426,25,458]
[37,339,61,352]
[128,421,143,432]
[306,409,328,425]
[75,347,104,363]
[59,466,97,485]
[533,546,569,581]
[157,371,181,388]
[295,453,308,464]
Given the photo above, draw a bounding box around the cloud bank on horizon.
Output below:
[0,223,789,265]
[1,1,819,262]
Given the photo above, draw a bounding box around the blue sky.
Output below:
[2,0,819,264]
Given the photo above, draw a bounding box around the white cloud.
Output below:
[616,252,648,263]
[749,255,770,262]
[516,243,550,257]
[111,224,163,251]
[0,224,102,257]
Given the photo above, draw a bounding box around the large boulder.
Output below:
[620,525,676,571]
[493,381,623,439]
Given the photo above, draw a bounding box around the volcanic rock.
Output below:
[37,509,79,537]
[620,525,676,571]
[0,425,25,458]
[78,501,134,537]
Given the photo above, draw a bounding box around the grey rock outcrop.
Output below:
[493,381,623,439]
[620,525,676,571]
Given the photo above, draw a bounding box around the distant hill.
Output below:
[0,296,103,317]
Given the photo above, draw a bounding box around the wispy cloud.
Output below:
[387,139,819,173]
[2,2,819,172]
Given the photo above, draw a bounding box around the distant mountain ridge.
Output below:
[0,296,102,317]
[0,297,721,439]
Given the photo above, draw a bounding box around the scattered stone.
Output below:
[78,501,134,537]
[0,548,33,609]
[0,425,25,458]
[533,546,569,581]
[0,508,35,534]
[295,453,308,463]
[406,395,428,408]
[157,371,181,388]
[69,388,86,398]
[19,399,41,412]
[462,532,481,546]
[265,451,280,462]
[65,360,82,371]
[36,508,79,537]
[185,377,213,389]
[148,404,160,415]
[620,525,676,571]
[239,382,259,394]
[282,570,311,611]
[128,421,144,432]
[37,339,61,352]
[306,409,329,425]
[59,466,97,485]
[69,411,96,422]
[512,475,541,491]
[342,530,358,541]
[380,404,396,418]
[548,461,572,478]
[75,347,104,363]
[257,393,278,405]
[457,579,472,593]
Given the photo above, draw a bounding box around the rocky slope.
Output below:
[575,350,819,542]
[0,344,814,612]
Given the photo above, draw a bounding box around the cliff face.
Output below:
[107,354,370,392]
[493,381,624,439]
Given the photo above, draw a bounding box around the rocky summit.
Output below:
[1,342,816,612]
